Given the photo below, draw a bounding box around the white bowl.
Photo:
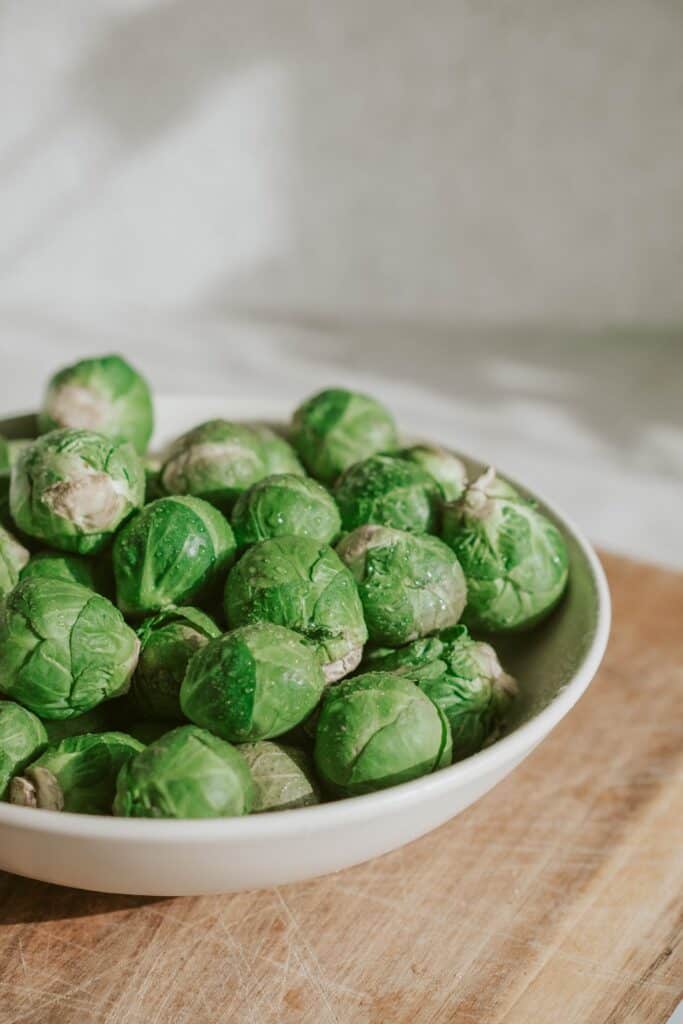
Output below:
[0,396,610,895]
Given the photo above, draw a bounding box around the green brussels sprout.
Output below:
[291,389,399,484]
[334,454,440,534]
[113,495,236,616]
[38,354,154,455]
[363,625,517,761]
[0,525,30,597]
[238,741,321,811]
[20,550,101,591]
[131,606,221,721]
[181,624,326,742]
[0,577,140,719]
[0,701,48,799]
[314,672,452,796]
[225,536,368,682]
[232,473,341,548]
[250,425,305,476]
[9,732,144,814]
[113,724,254,818]
[336,525,467,646]
[10,429,145,555]
[442,468,569,632]
[160,420,280,513]
[395,444,467,503]
[44,705,117,743]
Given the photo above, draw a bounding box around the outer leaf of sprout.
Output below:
[113,495,236,616]
[20,551,101,591]
[159,420,283,513]
[334,453,440,534]
[364,624,517,760]
[249,425,305,477]
[0,525,30,598]
[38,354,154,455]
[395,444,468,503]
[442,468,569,631]
[225,535,368,682]
[181,623,326,742]
[0,438,31,533]
[291,389,398,485]
[232,473,341,548]
[10,429,145,555]
[131,606,221,721]
[113,725,254,818]
[336,525,467,646]
[0,701,48,798]
[237,741,321,811]
[0,576,140,719]
[313,672,452,796]
[10,731,144,814]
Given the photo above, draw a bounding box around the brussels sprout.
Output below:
[238,741,321,811]
[314,672,452,796]
[9,732,144,814]
[160,420,277,513]
[38,354,154,455]
[113,495,236,615]
[0,701,48,799]
[250,425,305,477]
[442,468,569,631]
[0,577,140,719]
[131,606,221,721]
[20,550,101,591]
[225,536,368,682]
[395,444,467,503]
[336,525,467,646]
[10,429,145,555]
[0,525,30,597]
[113,724,254,818]
[291,389,399,484]
[334,454,440,534]
[364,625,517,760]
[181,624,326,742]
[232,473,341,548]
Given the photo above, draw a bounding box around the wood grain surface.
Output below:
[0,553,681,1024]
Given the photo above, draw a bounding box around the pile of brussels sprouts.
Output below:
[0,355,570,819]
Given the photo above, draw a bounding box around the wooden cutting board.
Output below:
[0,553,681,1024]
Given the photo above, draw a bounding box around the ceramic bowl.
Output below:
[0,397,610,895]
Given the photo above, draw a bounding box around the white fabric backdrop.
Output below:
[1,1,683,325]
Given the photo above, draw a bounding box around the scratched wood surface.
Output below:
[0,553,681,1024]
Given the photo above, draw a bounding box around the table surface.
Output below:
[0,552,682,1024]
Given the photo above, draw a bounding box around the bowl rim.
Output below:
[0,396,611,841]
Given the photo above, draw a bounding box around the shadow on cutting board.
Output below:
[0,872,167,925]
